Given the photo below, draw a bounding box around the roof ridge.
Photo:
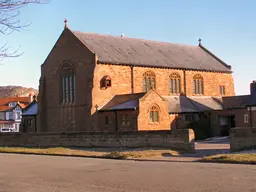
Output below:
[72,30,198,48]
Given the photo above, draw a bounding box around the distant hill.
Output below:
[0,86,38,98]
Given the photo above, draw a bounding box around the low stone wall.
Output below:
[230,127,256,152]
[0,129,195,152]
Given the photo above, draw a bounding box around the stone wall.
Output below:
[0,129,195,152]
[230,127,256,151]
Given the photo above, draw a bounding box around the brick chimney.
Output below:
[29,93,33,103]
[250,80,256,97]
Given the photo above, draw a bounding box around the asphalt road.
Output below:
[0,154,255,192]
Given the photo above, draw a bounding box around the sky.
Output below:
[0,0,256,95]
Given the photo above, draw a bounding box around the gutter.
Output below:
[97,60,232,74]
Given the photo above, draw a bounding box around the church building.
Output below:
[37,20,235,137]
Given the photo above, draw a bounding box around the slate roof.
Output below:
[100,93,146,111]
[221,95,256,109]
[22,101,38,116]
[100,93,224,113]
[72,30,231,73]
[162,96,223,113]
[163,96,199,113]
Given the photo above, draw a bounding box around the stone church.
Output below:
[37,21,235,136]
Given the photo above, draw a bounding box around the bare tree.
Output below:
[0,0,49,60]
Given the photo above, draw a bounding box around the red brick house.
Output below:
[37,21,236,135]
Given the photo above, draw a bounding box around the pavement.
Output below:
[140,137,231,162]
[0,153,255,192]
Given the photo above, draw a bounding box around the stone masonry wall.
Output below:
[230,127,256,151]
[38,27,235,133]
[138,91,170,130]
[0,129,195,152]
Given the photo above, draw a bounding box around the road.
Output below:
[0,154,255,192]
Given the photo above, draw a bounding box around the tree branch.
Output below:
[0,0,50,60]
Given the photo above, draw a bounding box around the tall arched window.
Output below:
[60,62,75,103]
[149,105,159,123]
[170,73,181,94]
[193,74,204,95]
[143,71,156,92]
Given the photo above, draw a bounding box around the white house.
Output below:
[0,95,33,132]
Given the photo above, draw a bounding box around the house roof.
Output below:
[163,96,223,113]
[0,97,31,112]
[22,101,38,116]
[72,30,231,73]
[221,95,256,109]
[0,97,30,105]
[100,93,146,111]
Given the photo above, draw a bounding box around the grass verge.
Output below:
[0,147,181,160]
[199,154,256,165]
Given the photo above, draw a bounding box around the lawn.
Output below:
[200,153,256,164]
[0,147,181,159]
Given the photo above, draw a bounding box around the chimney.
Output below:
[29,93,33,103]
[250,80,256,97]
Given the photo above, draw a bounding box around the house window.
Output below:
[27,119,32,126]
[60,62,75,103]
[8,112,13,120]
[170,73,181,94]
[121,115,129,126]
[244,114,248,123]
[149,105,159,123]
[185,114,195,122]
[143,71,156,92]
[9,102,17,107]
[193,74,204,95]
[105,116,109,125]
[16,112,21,120]
[100,75,112,89]
[220,86,225,95]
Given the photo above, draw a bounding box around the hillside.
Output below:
[0,86,38,98]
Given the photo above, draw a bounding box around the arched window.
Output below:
[143,71,156,92]
[193,74,204,95]
[170,73,181,94]
[149,105,159,123]
[60,62,75,103]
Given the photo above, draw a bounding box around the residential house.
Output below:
[0,95,33,132]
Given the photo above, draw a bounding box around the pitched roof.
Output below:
[163,96,199,113]
[72,30,231,73]
[163,96,223,113]
[100,92,223,113]
[100,93,146,111]
[0,97,30,105]
[22,101,38,116]
[0,97,31,112]
[222,95,255,109]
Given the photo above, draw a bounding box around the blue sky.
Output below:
[0,0,255,95]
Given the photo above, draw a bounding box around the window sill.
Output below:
[148,122,160,125]
[61,102,76,107]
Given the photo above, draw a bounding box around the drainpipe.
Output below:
[115,111,118,131]
[249,106,253,127]
[130,66,134,94]
[183,70,186,96]
[35,115,37,132]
